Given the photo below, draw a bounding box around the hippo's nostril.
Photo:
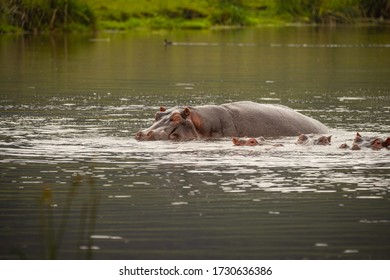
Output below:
[169,133,180,141]
[145,131,155,140]
[135,131,143,140]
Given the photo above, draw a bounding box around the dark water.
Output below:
[0,26,389,260]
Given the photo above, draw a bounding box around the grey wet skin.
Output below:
[135,101,328,141]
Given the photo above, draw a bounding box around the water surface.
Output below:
[0,26,389,259]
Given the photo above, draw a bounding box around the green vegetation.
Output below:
[87,0,278,30]
[0,0,96,33]
[274,0,390,24]
[1,0,389,33]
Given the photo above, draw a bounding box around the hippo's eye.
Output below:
[171,113,182,123]
[248,139,258,146]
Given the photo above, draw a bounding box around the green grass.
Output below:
[1,0,389,33]
[89,0,283,30]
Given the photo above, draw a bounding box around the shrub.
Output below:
[274,0,390,23]
[209,0,250,26]
[360,0,390,19]
[1,0,96,33]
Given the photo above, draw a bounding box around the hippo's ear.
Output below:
[383,137,390,147]
[160,106,166,112]
[354,132,363,143]
[298,134,308,141]
[327,135,332,143]
[181,107,191,118]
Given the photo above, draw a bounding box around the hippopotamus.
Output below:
[135,101,328,141]
[339,132,390,150]
[296,134,332,145]
[232,136,284,147]
[232,136,266,146]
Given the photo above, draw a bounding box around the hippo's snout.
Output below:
[135,131,143,140]
[135,130,168,141]
[135,130,155,141]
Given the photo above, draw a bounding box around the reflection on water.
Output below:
[0,27,389,259]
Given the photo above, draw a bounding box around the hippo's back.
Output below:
[221,101,328,137]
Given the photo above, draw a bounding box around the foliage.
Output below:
[209,0,251,26]
[274,0,390,23]
[0,0,96,33]
[360,0,390,19]
[1,0,389,33]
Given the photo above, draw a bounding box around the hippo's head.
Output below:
[313,135,332,145]
[296,134,309,145]
[135,106,200,141]
[296,134,331,145]
[232,137,265,146]
[353,132,389,150]
[370,138,384,150]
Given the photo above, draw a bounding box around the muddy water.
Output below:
[0,27,389,259]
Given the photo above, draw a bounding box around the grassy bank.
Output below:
[1,0,389,33]
[85,0,280,30]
